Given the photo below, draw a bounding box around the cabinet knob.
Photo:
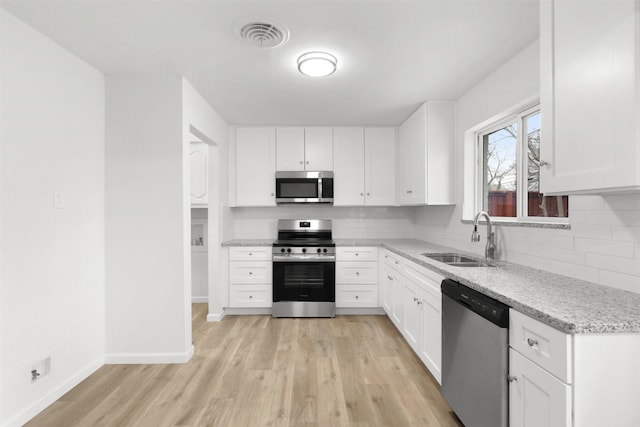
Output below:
[356,272,360,276]
[367,192,370,196]
[395,261,399,265]
[539,160,550,167]
[406,190,413,194]
[271,193,274,197]
[527,338,538,347]
[249,295,253,299]
[299,161,303,164]
[508,375,518,383]
[413,297,418,302]
[387,276,392,280]
[249,253,252,256]
[306,161,309,164]
[355,295,359,299]
[355,253,359,256]
[360,193,364,196]
[249,272,253,275]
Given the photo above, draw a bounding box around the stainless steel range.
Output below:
[272,219,336,318]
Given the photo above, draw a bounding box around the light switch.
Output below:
[54,189,65,209]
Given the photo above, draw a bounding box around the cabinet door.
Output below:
[382,266,395,317]
[409,104,427,204]
[419,289,441,384]
[402,280,421,352]
[190,141,208,206]
[235,128,276,206]
[304,127,333,170]
[276,127,305,171]
[540,0,639,194]
[397,119,413,205]
[333,127,365,205]
[509,349,572,427]
[364,128,396,206]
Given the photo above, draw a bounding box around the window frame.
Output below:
[475,104,569,224]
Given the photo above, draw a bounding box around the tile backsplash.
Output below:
[225,206,414,240]
[413,194,640,294]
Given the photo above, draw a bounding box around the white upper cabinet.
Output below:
[540,0,640,194]
[275,127,305,170]
[276,127,333,171]
[333,127,396,206]
[333,127,366,205]
[365,127,396,206]
[397,102,455,205]
[189,141,208,207]
[235,127,276,206]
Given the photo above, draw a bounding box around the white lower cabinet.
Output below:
[509,309,640,427]
[228,246,272,308]
[336,247,378,308]
[509,348,571,427]
[381,249,443,383]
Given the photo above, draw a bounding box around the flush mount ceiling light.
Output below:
[297,51,337,77]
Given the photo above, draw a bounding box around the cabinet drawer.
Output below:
[336,284,378,308]
[229,285,272,308]
[383,250,403,270]
[336,247,378,261]
[510,310,572,383]
[229,246,271,261]
[403,262,443,297]
[229,261,272,284]
[336,261,378,284]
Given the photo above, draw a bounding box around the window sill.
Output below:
[460,219,571,230]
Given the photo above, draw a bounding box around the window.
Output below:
[478,106,568,221]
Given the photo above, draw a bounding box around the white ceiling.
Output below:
[1,0,539,126]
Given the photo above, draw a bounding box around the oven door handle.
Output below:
[272,255,336,262]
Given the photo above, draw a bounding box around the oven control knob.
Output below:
[302,248,307,253]
[323,248,328,253]
[287,248,291,253]
[280,248,285,253]
[317,248,322,253]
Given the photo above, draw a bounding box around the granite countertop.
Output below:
[222,238,640,334]
[221,239,274,247]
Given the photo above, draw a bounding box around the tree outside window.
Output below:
[480,107,568,220]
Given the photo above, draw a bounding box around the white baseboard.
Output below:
[336,307,386,315]
[105,345,194,364]
[3,356,104,427]
[223,308,272,316]
[207,312,225,322]
[191,296,208,303]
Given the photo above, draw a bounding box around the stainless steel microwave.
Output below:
[275,171,334,204]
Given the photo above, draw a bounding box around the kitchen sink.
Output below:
[422,252,495,267]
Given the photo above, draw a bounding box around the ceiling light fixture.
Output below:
[297,51,337,77]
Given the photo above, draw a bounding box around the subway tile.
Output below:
[574,238,635,258]
[603,194,640,211]
[585,253,640,276]
[611,226,640,242]
[598,270,640,294]
[569,195,605,211]
[568,223,612,240]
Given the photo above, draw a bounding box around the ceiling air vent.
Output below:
[235,18,290,49]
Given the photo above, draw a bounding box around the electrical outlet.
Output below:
[30,356,51,383]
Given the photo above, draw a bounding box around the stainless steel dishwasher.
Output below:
[441,279,509,427]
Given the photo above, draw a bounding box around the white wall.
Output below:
[105,75,192,363]
[182,79,229,321]
[0,10,105,426]
[413,40,640,294]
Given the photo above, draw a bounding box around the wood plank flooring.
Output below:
[27,304,462,426]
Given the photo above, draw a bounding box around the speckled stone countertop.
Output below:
[336,238,640,334]
[221,239,274,247]
[222,238,640,334]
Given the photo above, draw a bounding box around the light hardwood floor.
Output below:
[27,304,462,426]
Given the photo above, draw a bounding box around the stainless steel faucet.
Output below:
[472,211,496,260]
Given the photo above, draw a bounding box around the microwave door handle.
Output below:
[317,177,322,199]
